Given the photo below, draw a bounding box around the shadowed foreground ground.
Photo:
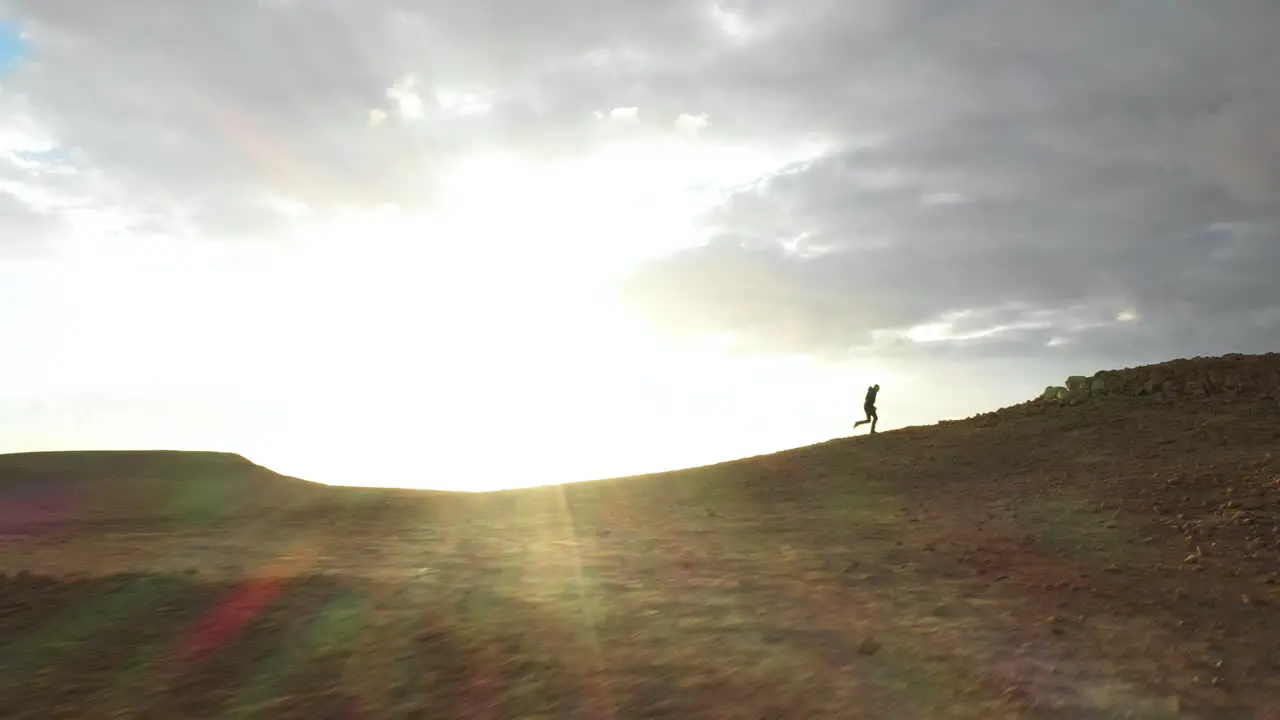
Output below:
[3,356,1280,718]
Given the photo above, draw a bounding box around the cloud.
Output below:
[0,0,779,250]
[434,87,492,117]
[676,112,710,132]
[1177,101,1280,207]
[385,75,426,120]
[0,189,63,256]
[3,1,1275,343]
[619,0,1280,364]
[709,4,751,41]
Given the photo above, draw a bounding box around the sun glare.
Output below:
[7,130,857,492]
[219,135,862,490]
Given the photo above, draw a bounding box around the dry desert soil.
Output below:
[2,353,1280,719]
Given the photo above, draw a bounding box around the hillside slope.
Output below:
[1,353,1278,718]
[0,450,332,532]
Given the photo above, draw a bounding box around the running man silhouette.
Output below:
[853,384,880,434]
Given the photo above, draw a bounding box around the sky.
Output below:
[0,20,25,74]
[0,1,1278,491]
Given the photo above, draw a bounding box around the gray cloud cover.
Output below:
[618,0,1280,366]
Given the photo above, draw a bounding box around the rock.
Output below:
[856,636,882,656]
[1142,374,1166,395]
[1208,368,1225,389]
[1003,686,1028,700]
[1023,353,1280,408]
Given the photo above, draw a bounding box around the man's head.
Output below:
[873,384,880,391]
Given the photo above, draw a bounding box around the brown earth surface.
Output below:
[2,353,1280,719]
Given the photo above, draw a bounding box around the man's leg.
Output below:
[869,407,878,433]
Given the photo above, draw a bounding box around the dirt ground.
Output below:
[2,359,1280,718]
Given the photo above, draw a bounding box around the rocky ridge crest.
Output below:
[1035,353,1280,406]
